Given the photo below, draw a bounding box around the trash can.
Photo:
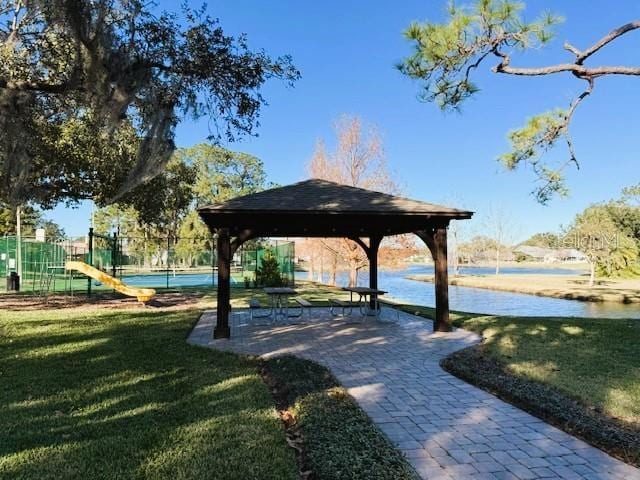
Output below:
[6,272,20,292]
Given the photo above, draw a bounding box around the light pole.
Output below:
[15,205,22,278]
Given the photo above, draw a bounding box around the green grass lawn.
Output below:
[2,282,639,476]
[399,305,640,425]
[0,307,297,480]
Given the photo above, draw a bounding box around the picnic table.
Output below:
[341,286,387,317]
[263,287,298,320]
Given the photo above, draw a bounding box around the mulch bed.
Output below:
[0,290,205,311]
[441,345,640,467]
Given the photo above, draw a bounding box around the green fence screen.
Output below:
[0,234,295,294]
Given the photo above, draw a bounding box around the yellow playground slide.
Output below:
[65,261,156,303]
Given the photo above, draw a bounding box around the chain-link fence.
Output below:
[0,233,295,295]
[112,235,294,289]
[0,235,91,294]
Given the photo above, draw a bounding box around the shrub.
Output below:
[256,248,284,287]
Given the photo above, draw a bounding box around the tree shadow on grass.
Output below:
[0,308,297,480]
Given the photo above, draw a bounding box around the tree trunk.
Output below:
[317,254,323,283]
[329,254,337,286]
[307,250,315,281]
[348,259,359,287]
[495,246,500,275]
[589,261,595,287]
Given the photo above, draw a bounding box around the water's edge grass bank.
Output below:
[406,273,640,303]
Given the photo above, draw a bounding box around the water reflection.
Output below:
[298,265,640,319]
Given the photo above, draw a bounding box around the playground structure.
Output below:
[0,231,295,300]
[65,261,156,302]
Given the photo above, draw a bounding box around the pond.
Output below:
[297,265,640,319]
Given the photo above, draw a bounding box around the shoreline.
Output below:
[406,273,640,304]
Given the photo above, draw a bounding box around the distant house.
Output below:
[514,245,548,261]
[514,245,587,263]
[556,248,588,263]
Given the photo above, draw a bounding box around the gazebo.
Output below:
[198,179,473,338]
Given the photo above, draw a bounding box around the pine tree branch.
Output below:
[494,62,640,77]
[569,21,640,64]
[564,77,594,165]
[493,21,640,78]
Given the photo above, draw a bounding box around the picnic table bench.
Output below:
[248,288,313,323]
[329,298,354,316]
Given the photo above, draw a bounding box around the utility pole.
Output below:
[16,205,22,278]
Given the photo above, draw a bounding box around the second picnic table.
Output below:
[341,286,387,316]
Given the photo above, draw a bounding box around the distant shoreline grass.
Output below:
[406,273,640,303]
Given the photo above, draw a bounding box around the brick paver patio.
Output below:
[188,307,640,480]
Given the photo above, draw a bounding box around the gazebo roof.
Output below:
[198,179,472,237]
[200,179,472,216]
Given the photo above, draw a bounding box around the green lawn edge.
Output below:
[262,355,418,480]
[395,304,640,466]
[441,345,640,466]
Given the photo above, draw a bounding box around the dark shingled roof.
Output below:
[198,179,473,218]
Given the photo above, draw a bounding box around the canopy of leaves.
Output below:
[93,143,269,266]
[522,232,562,249]
[7,115,143,209]
[0,203,65,239]
[181,144,269,207]
[622,183,640,206]
[306,115,403,286]
[567,204,639,278]
[0,0,298,208]
[458,235,504,260]
[499,110,570,203]
[256,249,283,287]
[174,211,213,267]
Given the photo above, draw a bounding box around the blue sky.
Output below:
[48,0,640,240]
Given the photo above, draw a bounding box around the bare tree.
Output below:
[307,115,401,287]
[442,195,471,276]
[483,205,518,275]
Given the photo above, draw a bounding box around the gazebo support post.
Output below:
[368,236,382,309]
[214,228,254,339]
[214,228,231,339]
[415,225,450,332]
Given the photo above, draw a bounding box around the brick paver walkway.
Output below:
[188,307,640,480]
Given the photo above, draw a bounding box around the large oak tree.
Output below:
[0,0,298,209]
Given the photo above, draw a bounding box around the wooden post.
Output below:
[432,226,449,332]
[368,236,382,309]
[215,228,231,339]
[415,226,450,332]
